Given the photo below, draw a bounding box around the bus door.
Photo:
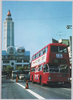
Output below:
[43,64,49,83]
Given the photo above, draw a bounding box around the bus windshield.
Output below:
[43,64,69,73]
[51,46,67,53]
[60,64,69,73]
[49,65,59,73]
[43,64,59,73]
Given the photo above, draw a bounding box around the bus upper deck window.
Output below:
[32,56,35,60]
[51,46,58,52]
[59,47,67,53]
[36,53,38,58]
[51,46,67,53]
[43,49,46,54]
[45,47,48,53]
[35,55,36,58]
[37,53,39,58]
[41,50,43,55]
[39,52,41,56]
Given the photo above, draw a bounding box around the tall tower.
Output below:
[3,10,14,50]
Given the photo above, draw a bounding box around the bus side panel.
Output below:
[33,71,43,83]
[30,72,34,81]
[41,73,70,84]
[30,71,44,83]
[42,73,50,84]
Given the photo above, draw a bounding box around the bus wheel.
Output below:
[40,76,44,86]
[39,76,41,84]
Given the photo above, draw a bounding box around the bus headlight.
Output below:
[68,78,70,81]
[48,77,51,80]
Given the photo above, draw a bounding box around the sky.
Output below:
[2,1,72,59]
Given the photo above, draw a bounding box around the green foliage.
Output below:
[6,65,13,71]
[5,65,14,75]
[18,67,24,71]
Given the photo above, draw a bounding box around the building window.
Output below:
[3,56,6,59]
[23,65,29,69]
[24,59,29,62]
[3,61,9,63]
[17,60,22,62]
[8,56,11,59]
[3,65,7,70]
[16,65,22,67]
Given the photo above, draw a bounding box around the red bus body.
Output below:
[30,43,70,85]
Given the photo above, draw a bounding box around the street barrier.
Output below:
[25,80,29,89]
[16,75,18,82]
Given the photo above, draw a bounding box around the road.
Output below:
[2,78,71,99]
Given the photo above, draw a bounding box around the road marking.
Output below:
[16,83,45,99]
[11,79,71,98]
[61,88,71,91]
[52,90,70,97]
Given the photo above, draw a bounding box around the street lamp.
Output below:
[66,25,72,29]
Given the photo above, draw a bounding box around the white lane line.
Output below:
[61,88,71,91]
[16,83,45,99]
[11,79,71,98]
[52,90,70,97]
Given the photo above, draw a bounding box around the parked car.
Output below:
[24,74,30,81]
[19,74,25,80]
[12,73,17,79]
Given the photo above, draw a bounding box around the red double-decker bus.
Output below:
[30,43,70,85]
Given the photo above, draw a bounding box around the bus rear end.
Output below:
[46,43,70,85]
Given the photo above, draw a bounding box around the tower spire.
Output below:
[6,10,12,20]
[7,10,11,16]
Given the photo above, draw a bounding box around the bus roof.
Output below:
[32,43,67,57]
[49,43,67,46]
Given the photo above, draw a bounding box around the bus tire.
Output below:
[39,76,41,84]
[40,76,44,86]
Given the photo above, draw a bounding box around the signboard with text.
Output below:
[31,53,47,67]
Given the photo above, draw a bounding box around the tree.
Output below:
[6,65,13,76]
[6,65,13,71]
[18,67,24,71]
